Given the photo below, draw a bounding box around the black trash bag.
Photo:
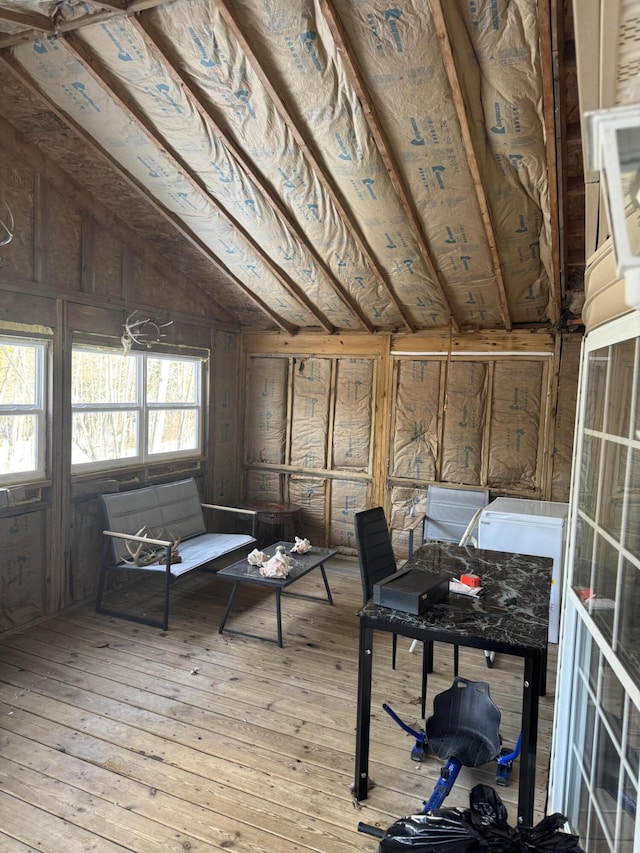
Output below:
[469,784,509,825]
[468,784,519,853]
[518,813,585,853]
[378,808,484,852]
[469,785,585,853]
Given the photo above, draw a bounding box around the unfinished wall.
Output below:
[0,134,240,636]
[242,331,578,554]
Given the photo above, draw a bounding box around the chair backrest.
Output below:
[423,485,490,544]
[354,507,397,604]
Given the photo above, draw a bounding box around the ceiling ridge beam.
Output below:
[215,0,418,334]
[132,16,375,334]
[62,33,332,334]
[0,104,238,327]
[318,0,460,333]
[1,52,296,336]
[428,0,512,332]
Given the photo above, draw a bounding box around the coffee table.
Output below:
[217,541,337,646]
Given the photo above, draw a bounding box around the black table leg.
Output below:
[275,588,283,648]
[319,563,333,605]
[354,621,374,800]
[518,649,542,826]
[218,581,240,635]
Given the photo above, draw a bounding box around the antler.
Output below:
[122,310,174,355]
[0,202,14,247]
[122,526,161,567]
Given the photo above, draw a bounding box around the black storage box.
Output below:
[373,568,449,615]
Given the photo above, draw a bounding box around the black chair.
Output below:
[354,507,432,716]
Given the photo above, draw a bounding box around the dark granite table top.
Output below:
[360,541,552,653]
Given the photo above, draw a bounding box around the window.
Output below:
[71,346,203,470]
[0,336,47,485]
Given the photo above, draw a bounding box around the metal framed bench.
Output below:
[96,477,257,630]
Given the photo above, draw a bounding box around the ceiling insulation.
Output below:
[0,0,561,334]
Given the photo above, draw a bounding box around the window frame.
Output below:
[71,344,205,473]
[0,334,48,486]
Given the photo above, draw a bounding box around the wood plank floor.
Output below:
[0,555,557,852]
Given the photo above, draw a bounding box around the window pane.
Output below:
[618,559,640,684]
[0,342,37,405]
[585,348,609,432]
[147,357,199,404]
[625,449,640,556]
[72,411,138,463]
[0,414,37,474]
[579,434,601,521]
[590,535,618,643]
[599,440,626,543]
[605,338,635,437]
[148,409,198,455]
[72,350,138,404]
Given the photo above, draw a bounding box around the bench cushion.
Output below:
[113,532,256,578]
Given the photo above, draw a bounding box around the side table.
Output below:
[244,502,302,545]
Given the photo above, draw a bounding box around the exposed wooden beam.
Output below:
[63,32,337,336]
[215,0,418,333]
[0,112,236,327]
[132,17,373,335]
[0,54,296,335]
[428,0,512,332]
[0,0,172,49]
[318,0,460,333]
[540,0,565,322]
[0,9,53,32]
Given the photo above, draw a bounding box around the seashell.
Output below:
[247,548,269,566]
[290,536,311,554]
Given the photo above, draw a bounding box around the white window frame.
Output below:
[0,335,47,486]
[71,345,205,473]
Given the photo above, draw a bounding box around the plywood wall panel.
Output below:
[93,224,123,299]
[0,289,56,327]
[48,185,81,290]
[211,330,241,503]
[0,511,47,633]
[0,150,35,280]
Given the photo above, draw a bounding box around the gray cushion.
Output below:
[102,478,206,564]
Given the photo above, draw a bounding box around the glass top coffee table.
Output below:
[217,541,337,647]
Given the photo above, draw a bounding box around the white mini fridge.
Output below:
[477,497,569,643]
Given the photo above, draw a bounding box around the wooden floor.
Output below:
[0,555,557,852]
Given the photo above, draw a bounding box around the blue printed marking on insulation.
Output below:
[410,118,425,145]
[300,31,323,71]
[384,8,404,52]
[188,28,215,67]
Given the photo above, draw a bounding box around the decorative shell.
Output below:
[259,550,294,578]
[290,536,311,554]
[247,548,269,566]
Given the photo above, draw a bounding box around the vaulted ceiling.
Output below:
[0,0,582,335]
